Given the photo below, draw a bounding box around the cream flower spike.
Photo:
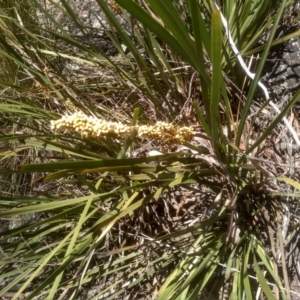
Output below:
[51,112,195,149]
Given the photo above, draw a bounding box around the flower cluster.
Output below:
[108,0,121,15]
[138,122,194,147]
[64,99,78,113]
[50,112,194,149]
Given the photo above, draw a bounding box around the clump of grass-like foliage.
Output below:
[1,0,300,299]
